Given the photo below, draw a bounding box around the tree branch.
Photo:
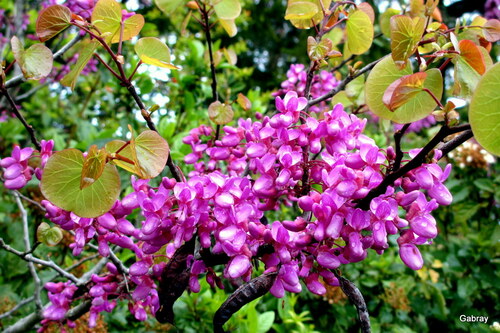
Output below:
[14,192,43,311]
[308,58,381,108]
[333,270,371,333]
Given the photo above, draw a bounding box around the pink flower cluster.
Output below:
[1,91,454,325]
[273,64,338,113]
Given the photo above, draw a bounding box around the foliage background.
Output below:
[0,0,499,332]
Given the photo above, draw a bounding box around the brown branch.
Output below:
[392,123,410,172]
[333,270,371,333]
[356,124,472,210]
[0,87,41,150]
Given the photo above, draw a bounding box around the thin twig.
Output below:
[308,58,381,107]
[0,296,35,320]
[0,238,80,284]
[392,123,410,172]
[0,87,41,150]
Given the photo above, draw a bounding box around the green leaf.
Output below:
[307,36,338,61]
[40,149,121,218]
[346,9,374,55]
[11,37,53,80]
[61,39,99,89]
[37,222,63,247]
[91,0,144,43]
[219,18,238,37]
[390,15,425,69]
[35,5,72,42]
[473,178,495,192]
[365,56,443,123]
[382,72,427,111]
[380,8,400,38]
[285,1,318,21]
[286,0,331,29]
[208,101,234,125]
[214,0,241,20]
[134,37,178,69]
[257,311,275,333]
[469,62,500,156]
[155,0,184,14]
[130,130,170,179]
[80,145,107,189]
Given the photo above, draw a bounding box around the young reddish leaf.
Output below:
[36,5,72,42]
[223,48,237,65]
[37,222,63,247]
[382,72,427,111]
[470,62,500,155]
[358,2,375,24]
[61,39,99,89]
[390,15,425,69]
[483,19,500,42]
[213,0,241,20]
[134,37,178,69]
[130,130,170,179]
[458,39,486,75]
[307,36,335,61]
[208,101,234,125]
[40,149,120,218]
[237,93,252,111]
[219,18,238,37]
[365,56,443,123]
[346,9,374,55]
[11,37,53,80]
[80,145,107,190]
[91,0,144,43]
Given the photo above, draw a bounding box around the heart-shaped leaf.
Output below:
[307,36,336,61]
[41,149,121,218]
[80,145,107,189]
[36,5,72,42]
[458,39,486,75]
[135,37,178,69]
[11,37,53,80]
[37,222,63,246]
[390,15,425,69]
[61,39,99,89]
[383,72,427,111]
[154,0,184,14]
[346,9,374,55]
[91,0,144,43]
[469,62,500,156]
[380,8,401,37]
[219,18,238,37]
[365,56,443,123]
[286,0,331,29]
[483,19,500,42]
[130,130,170,179]
[214,0,241,20]
[208,101,234,125]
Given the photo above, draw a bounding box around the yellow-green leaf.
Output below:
[35,5,72,42]
[37,222,63,247]
[346,9,374,55]
[365,56,443,123]
[285,1,318,21]
[380,8,400,38]
[130,130,170,179]
[40,149,120,218]
[214,0,241,20]
[390,15,425,69]
[134,37,178,69]
[469,62,500,156]
[80,145,107,189]
[219,18,238,37]
[155,0,184,14]
[11,37,53,80]
[287,0,331,29]
[61,39,99,89]
[91,0,144,43]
